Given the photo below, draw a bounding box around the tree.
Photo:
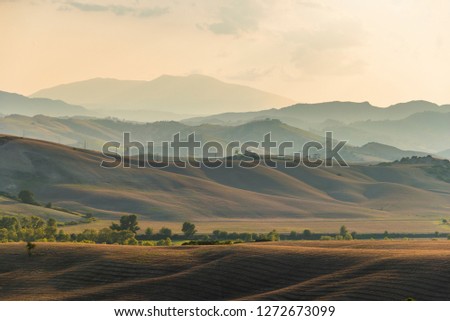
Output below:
[0,228,8,242]
[18,190,36,205]
[158,227,172,238]
[303,229,312,239]
[442,219,448,225]
[110,214,140,234]
[144,227,153,237]
[26,242,36,257]
[340,225,348,236]
[44,218,57,239]
[56,230,70,242]
[181,222,197,238]
[267,229,280,241]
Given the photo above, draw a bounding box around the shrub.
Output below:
[344,232,353,240]
[158,227,172,238]
[144,227,153,237]
[157,237,172,246]
[125,238,138,245]
[26,242,36,256]
[18,190,38,205]
[320,236,333,241]
[303,229,312,239]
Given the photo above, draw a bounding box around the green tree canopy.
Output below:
[18,190,36,205]
[181,222,197,238]
[110,214,140,234]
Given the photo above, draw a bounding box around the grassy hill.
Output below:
[1,135,450,233]
[1,241,449,300]
[0,115,430,162]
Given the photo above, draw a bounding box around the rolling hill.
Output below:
[184,100,450,126]
[31,75,296,115]
[0,90,90,117]
[324,111,450,153]
[1,135,449,232]
[1,241,450,300]
[185,105,450,153]
[0,115,430,162]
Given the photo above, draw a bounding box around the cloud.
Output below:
[206,0,263,35]
[64,1,169,18]
[289,20,367,76]
[228,68,273,81]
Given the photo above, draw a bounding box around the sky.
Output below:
[1,0,450,106]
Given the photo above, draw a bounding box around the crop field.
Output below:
[0,241,449,300]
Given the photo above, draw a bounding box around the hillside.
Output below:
[1,241,449,300]
[0,90,90,117]
[0,115,429,162]
[1,135,450,231]
[31,75,296,115]
[184,100,450,126]
[326,112,450,153]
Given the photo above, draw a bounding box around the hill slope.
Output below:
[1,136,449,225]
[184,100,450,126]
[0,115,429,162]
[1,241,449,300]
[31,75,296,114]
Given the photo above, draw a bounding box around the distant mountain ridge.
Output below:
[31,74,296,115]
[0,90,90,117]
[0,114,431,163]
[184,100,450,126]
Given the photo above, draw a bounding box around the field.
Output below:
[1,241,449,300]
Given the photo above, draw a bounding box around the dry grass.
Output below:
[0,241,449,301]
[62,218,450,234]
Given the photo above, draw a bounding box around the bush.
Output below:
[157,237,172,246]
[320,236,333,241]
[18,190,38,205]
[125,238,138,245]
[142,241,156,246]
[158,227,172,238]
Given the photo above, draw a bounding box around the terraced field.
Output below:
[0,241,449,300]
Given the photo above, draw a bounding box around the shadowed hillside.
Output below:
[1,135,450,229]
[1,241,449,300]
[0,115,430,162]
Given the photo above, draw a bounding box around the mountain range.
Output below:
[0,115,431,163]
[31,74,296,116]
[0,90,90,117]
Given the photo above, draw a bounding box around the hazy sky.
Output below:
[1,0,450,106]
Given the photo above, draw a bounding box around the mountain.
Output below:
[1,135,450,226]
[0,114,429,162]
[183,100,450,127]
[325,111,450,153]
[0,90,90,117]
[438,149,450,159]
[31,74,296,115]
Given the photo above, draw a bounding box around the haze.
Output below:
[1,0,450,106]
